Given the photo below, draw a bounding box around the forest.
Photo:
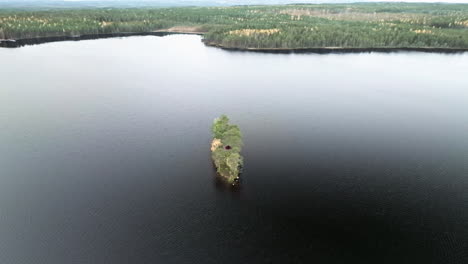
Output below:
[1,3,468,49]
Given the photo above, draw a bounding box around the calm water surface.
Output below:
[1,35,468,264]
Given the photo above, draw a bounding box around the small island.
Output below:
[211,115,243,185]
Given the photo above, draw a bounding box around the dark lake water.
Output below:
[1,35,468,264]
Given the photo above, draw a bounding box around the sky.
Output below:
[58,0,468,3]
[1,0,467,4]
[377,0,468,2]
[1,0,467,2]
[54,0,468,2]
[60,0,468,2]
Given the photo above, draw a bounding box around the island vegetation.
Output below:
[1,3,468,51]
[211,115,243,184]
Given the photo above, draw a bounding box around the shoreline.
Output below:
[0,31,203,48]
[2,31,468,54]
[203,41,468,54]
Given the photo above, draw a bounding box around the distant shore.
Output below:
[203,41,468,54]
[2,4,468,52]
[2,31,468,54]
[0,31,203,48]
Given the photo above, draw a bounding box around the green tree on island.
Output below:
[211,115,243,184]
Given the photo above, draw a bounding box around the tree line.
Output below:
[1,3,467,49]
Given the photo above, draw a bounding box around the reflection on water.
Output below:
[1,35,468,264]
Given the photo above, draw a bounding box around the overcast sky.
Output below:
[1,0,467,4]
[2,0,467,2]
[57,0,468,3]
[376,0,468,2]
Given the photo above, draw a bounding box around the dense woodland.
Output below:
[1,3,468,49]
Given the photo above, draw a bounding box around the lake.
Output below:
[1,35,468,264]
